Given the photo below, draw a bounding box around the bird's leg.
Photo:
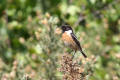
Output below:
[72,50,76,59]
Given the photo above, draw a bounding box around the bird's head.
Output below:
[61,25,73,33]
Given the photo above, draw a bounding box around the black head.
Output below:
[61,25,73,32]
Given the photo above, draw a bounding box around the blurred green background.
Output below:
[0,0,120,80]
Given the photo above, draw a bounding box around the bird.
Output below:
[61,25,87,58]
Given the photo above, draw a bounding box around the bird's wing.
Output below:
[71,33,82,50]
[71,33,87,58]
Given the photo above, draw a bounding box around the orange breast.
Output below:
[62,32,78,50]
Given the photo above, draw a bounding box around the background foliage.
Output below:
[0,0,120,80]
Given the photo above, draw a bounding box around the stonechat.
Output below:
[61,25,87,58]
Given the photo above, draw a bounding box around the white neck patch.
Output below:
[65,30,72,35]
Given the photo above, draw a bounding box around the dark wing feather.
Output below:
[71,33,82,50]
[71,33,87,58]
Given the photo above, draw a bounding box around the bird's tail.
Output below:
[80,50,87,58]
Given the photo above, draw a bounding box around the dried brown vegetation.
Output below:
[59,53,96,80]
